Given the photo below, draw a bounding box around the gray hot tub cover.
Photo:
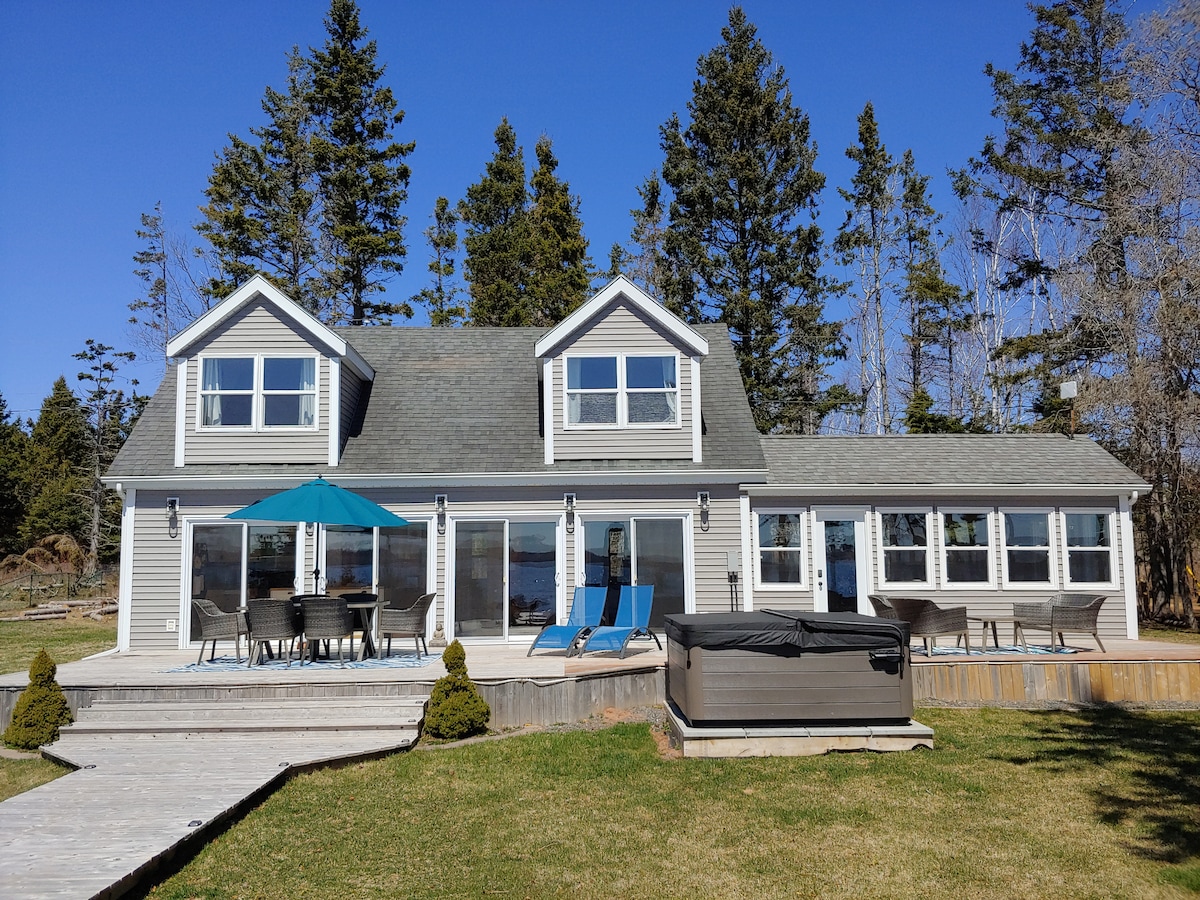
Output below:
[663,610,909,653]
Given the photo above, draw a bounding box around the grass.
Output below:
[0,756,69,801]
[141,706,1200,900]
[1141,623,1200,646]
[0,617,117,676]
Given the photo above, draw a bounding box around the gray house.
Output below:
[105,275,1147,651]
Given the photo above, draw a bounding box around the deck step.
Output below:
[61,694,427,738]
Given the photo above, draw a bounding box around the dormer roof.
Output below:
[164,274,375,381]
[534,275,709,359]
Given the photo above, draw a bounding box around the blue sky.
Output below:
[0,1,1155,421]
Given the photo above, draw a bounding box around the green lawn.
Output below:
[0,618,117,676]
[144,706,1200,900]
[1141,623,1200,646]
[0,756,69,800]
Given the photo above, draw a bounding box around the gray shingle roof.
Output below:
[108,323,766,479]
[761,434,1147,488]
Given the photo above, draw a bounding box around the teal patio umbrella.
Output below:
[226,477,408,593]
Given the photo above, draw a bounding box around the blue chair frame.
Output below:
[526,586,607,656]
[579,585,661,658]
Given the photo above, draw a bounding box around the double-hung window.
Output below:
[199,356,317,430]
[1062,510,1114,585]
[755,511,807,587]
[1001,511,1054,586]
[940,510,994,587]
[566,354,678,428]
[877,510,931,587]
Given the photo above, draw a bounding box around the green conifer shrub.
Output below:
[3,649,73,750]
[424,640,489,740]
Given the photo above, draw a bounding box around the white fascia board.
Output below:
[173,359,187,468]
[106,468,769,491]
[742,482,1150,497]
[328,358,341,467]
[542,357,554,465]
[164,274,375,382]
[534,275,709,358]
[116,485,135,652]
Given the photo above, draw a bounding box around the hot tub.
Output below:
[664,610,912,726]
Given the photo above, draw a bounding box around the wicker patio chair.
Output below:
[868,594,898,619]
[190,598,248,664]
[379,593,435,658]
[1012,593,1106,652]
[246,599,300,667]
[300,596,355,666]
[888,596,971,656]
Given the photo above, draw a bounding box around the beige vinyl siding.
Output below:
[182,301,331,465]
[748,492,1133,639]
[128,490,187,650]
[551,301,694,460]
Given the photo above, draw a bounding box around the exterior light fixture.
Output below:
[435,494,448,535]
[564,493,576,534]
[697,492,710,513]
[165,497,179,519]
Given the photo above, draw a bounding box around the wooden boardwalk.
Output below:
[0,695,424,900]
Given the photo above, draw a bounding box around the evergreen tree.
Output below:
[0,393,29,557]
[835,102,898,433]
[411,196,465,326]
[195,0,412,325]
[309,0,414,324]
[20,378,90,549]
[74,341,142,572]
[460,118,529,326]
[525,135,591,326]
[199,53,322,311]
[659,7,842,433]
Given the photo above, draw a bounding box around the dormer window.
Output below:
[199,356,317,430]
[566,354,678,429]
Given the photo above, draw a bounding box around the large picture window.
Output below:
[565,354,678,428]
[199,355,317,430]
[755,512,807,587]
[877,510,931,587]
[940,510,994,586]
[1002,511,1054,585]
[1063,511,1114,585]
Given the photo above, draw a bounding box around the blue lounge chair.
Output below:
[579,585,662,658]
[526,586,606,656]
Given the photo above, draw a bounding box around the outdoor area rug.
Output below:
[917,644,1080,657]
[165,652,443,673]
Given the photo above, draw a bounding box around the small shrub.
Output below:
[3,649,73,750]
[424,641,488,740]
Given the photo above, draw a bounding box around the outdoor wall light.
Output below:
[435,494,448,535]
[564,493,576,534]
[305,522,315,537]
[697,492,710,513]
[165,497,179,519]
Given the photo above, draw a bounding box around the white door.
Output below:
[812,509,871,615]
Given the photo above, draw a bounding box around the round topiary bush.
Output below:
[3,649,73,750]
[424,641,489,740]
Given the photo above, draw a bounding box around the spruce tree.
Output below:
[20,378,91,549]
[0,393,29,557]
[526,135,591,326]
[411,196,465,326]
[309,0,414,324]
[460,119,529,326]
[659,7,841,433]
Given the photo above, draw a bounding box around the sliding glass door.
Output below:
[453,519,560,640]
[580,517,686,629]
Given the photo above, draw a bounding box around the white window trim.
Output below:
[937,508,997,590]
[195,353,321,433]
[753,507,809,590]
[875,507,934,591]
[562,352,682,431]
[1060,508,1118,589]
[999,508,1059,589]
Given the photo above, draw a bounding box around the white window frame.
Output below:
[937,508,997,590]
[1000,508,1058,589]
[563,352,681,431]
[196,353,320,433]
[753,508,809,590]
[875,507,933,590]
[1060,508,1118,589]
